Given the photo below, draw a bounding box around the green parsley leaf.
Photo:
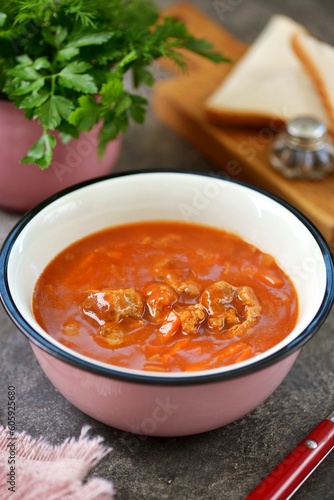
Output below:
[15,55,33,65]
[42,26,68,49]
[56,47,80,62]
[19,91,50,109]
[129,95,147,123]
[98,120,120,156]
[8,64,40,81]
[21,132,57,170]
[11,78,45,96]
[100,77,124,106]
[53,95,75,120]
[35,95,74,129]
[115,94,132,116]
[69,95,100,131]
[60,61,92,73]
[67,32,114,48]
[33,57,51,71]
[132,67,154,87]
[0,13,7,27]
[58,62,97,93]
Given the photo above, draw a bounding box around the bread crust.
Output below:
[205,107,286,130]
[292,33,334,132]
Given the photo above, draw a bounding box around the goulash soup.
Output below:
[33,221,299,372]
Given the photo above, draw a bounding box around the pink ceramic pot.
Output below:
[0,100,122,212]
[1,172,333,436]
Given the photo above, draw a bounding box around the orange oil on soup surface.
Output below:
[32,221,299,372]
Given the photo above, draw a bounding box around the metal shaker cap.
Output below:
[286,116,327,150]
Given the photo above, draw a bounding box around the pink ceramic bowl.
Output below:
[1,171,333,436]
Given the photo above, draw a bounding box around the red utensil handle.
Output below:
[245,419,334,500]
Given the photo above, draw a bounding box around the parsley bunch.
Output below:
[0,0,227,169]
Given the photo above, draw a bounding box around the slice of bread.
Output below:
[293,32,334,132]
[205,15,328,130]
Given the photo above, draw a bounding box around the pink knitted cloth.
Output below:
[0,425,115,499]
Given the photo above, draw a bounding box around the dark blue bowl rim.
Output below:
[1,169,333,386]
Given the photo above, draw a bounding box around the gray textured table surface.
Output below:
[1,1,334,499]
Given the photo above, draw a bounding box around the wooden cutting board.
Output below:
[153,3,334,249]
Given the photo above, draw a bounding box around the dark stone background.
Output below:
[1,1,333,498]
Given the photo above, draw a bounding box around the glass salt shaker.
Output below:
[269,116,334,180]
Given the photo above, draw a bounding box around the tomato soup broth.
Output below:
[33,221,299,372]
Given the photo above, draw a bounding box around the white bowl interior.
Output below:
[7,172,328,378]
